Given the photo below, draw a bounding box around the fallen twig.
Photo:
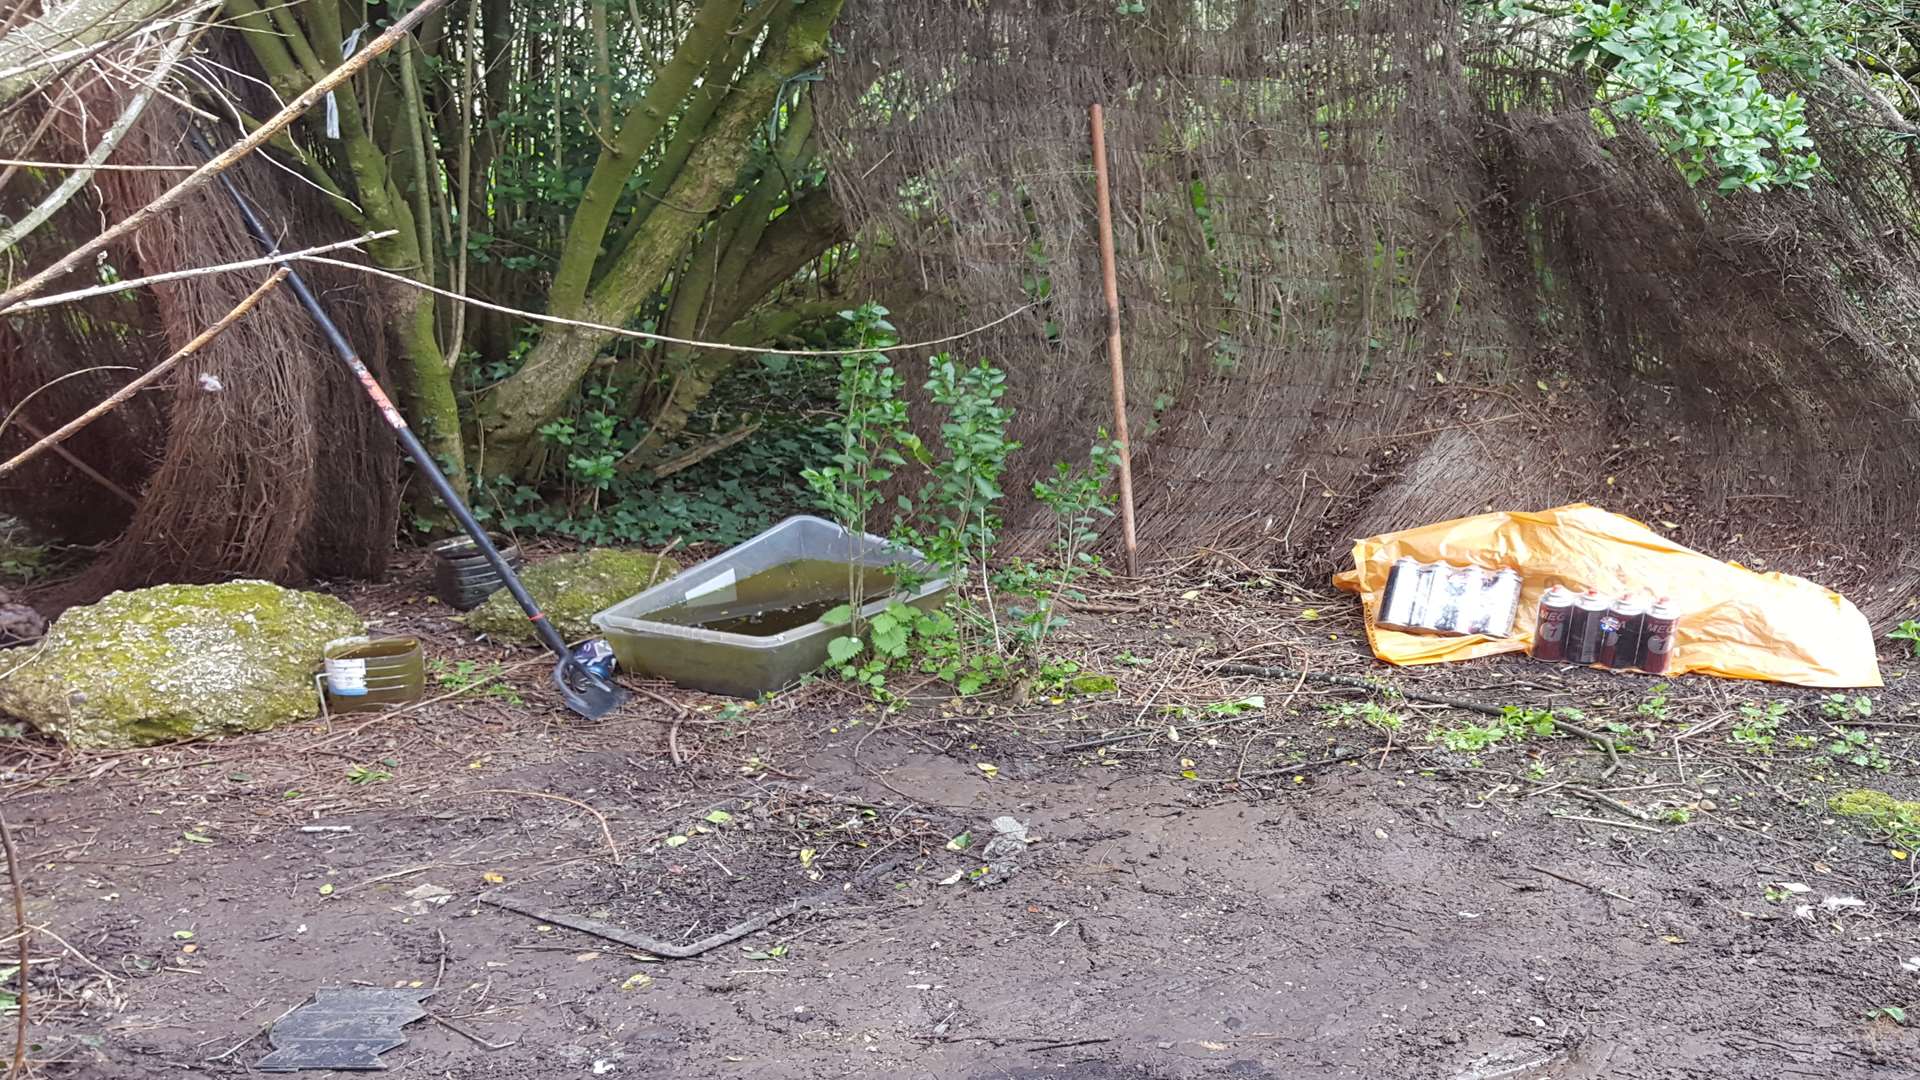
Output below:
[329,863,439,896]
[1058,711,1251,753]
[1565,785,1651,822]
[645,537,682,589]
[1549,811,1665,834]
[1027,1037,1113,1052]
[479,859,901,960]
[423,1009,516,1051]
[1530,864,1635,904]
[451,789,621,865]
[203,1003,299,1064]
[625,419,761,477]
[1190,748,1363,784]
[481,890,811,959]
[915,1032,1113,1049]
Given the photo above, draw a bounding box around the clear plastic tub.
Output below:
[592,515,950,698]
[321,636,426,714]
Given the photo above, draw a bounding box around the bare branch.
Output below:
[0,269,289,480]
[0,0,450,311]
[0,16,199,254]
[0,230,390,315]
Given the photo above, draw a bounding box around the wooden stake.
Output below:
[2,808,26,1080]
[1089,103,1139,577]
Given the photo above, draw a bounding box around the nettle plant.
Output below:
[998,438,1120,651]
[800,304,912,642]
[801,305,1118,697]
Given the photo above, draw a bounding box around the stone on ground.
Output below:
[463,548,677,642]
[0,580,363,749]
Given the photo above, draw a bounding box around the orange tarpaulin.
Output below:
[1333,504,1881,689]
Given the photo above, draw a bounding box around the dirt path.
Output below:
[4,577,1919,1078]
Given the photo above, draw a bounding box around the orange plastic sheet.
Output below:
[1332,504,1881,688]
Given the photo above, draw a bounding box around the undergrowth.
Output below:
[464,322,843,546]
[801,303,1118,701]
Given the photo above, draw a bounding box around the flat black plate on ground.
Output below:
[255,988,434,1071]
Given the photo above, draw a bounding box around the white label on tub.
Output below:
[325,657,369,696]
[684,568,737,605]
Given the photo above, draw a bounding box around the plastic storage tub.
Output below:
[593,515,950,697]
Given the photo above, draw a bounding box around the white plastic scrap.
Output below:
[324,25,370,139]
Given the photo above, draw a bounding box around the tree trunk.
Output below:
[478,0,845,473]
[626,184,849,459]
[223,0,467,493]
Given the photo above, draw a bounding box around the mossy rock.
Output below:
[1829,787,1920,852]
[463,548,678,643]
[0,581,363,750]
[1829,788,1911,822]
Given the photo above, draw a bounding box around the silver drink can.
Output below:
[1479,568,1523,637]
[1429,564,1481,633]
[1378,556,1422,629]
[1406,562,1437,628]
[1451,565,1485,635]
[1416,562,1454,631]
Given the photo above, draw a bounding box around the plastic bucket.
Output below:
[431,534,524,610]
[323,637,426,714]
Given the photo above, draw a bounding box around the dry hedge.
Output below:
[815,0,1920,621]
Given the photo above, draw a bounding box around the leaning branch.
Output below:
[0,0,449,311]
[0,268,290,480]
[0,231,390,315]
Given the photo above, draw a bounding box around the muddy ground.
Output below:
[5,558,1920,1079]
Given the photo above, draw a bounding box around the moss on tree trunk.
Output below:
[478,0,846,474]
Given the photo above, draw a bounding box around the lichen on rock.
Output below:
[463,548,678,642]
[0,580,364,749]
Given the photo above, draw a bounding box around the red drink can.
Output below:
[1639,597,1680,674]
[1600,594,1648,669]
[1565,589,1611,665]
[1530,585,1574,662]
